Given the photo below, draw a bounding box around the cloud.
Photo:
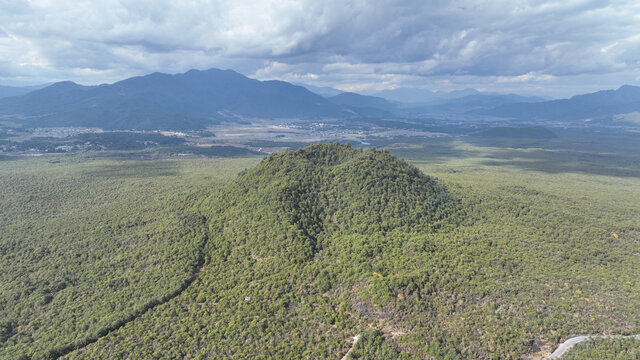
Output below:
[497,72,555,83]
[0,0,638,95]
[253,61,319,82]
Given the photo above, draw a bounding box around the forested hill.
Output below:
[203,142,457,245]
[62,143,461,359]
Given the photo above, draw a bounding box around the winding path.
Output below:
[51,238,208,359]
[340,334,361,360]
[547,334,640,359]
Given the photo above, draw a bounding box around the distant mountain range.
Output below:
[370,84,640,120]
[372,87,482,104]
[327,92,396,116]
[0,69,349,130]
[0,84,48,99]
[1,68,639,130]
[298,83,547,113]
[413,93,547,113]
[483,85,640,121]
[294,83,343,97]
[359,87,545,113]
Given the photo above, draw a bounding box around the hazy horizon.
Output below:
[3,66,640,102]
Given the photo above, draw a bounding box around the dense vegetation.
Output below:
[62,143,460,359]
[562,337,640,359]
[2,140,639,359]
[0,154,259,359]
[348,330,416,360]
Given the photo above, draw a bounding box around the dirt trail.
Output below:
[340,334,361,360]
[52,238,208,359]
[547,334,640,359]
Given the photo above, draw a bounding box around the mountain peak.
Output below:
[48,81,83,89]
[617,84,640,92]
[0,69,347,129]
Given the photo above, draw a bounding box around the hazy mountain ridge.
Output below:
[429,94,546,112]
[2,69,639,132]
[0,69,348,130]
[372,87,482,105]
[0,84,48,100]
[327,92,397,116]
[294,83,344,97]
[484,85,640,121]
[364,87,546,114]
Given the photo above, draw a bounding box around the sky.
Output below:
[1,0,639,98]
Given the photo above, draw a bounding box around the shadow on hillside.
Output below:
[78,133,640,179]
[372,137,475,164]
[479,148,640,178]
[469,131,640,178]
[464,136,562,150]
[380,135,640,179]
[82,161,180,178]
[0,154,19,162]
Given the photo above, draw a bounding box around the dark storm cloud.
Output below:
[0,0,639,96]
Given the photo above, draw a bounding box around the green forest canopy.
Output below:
[1,142,639,359]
